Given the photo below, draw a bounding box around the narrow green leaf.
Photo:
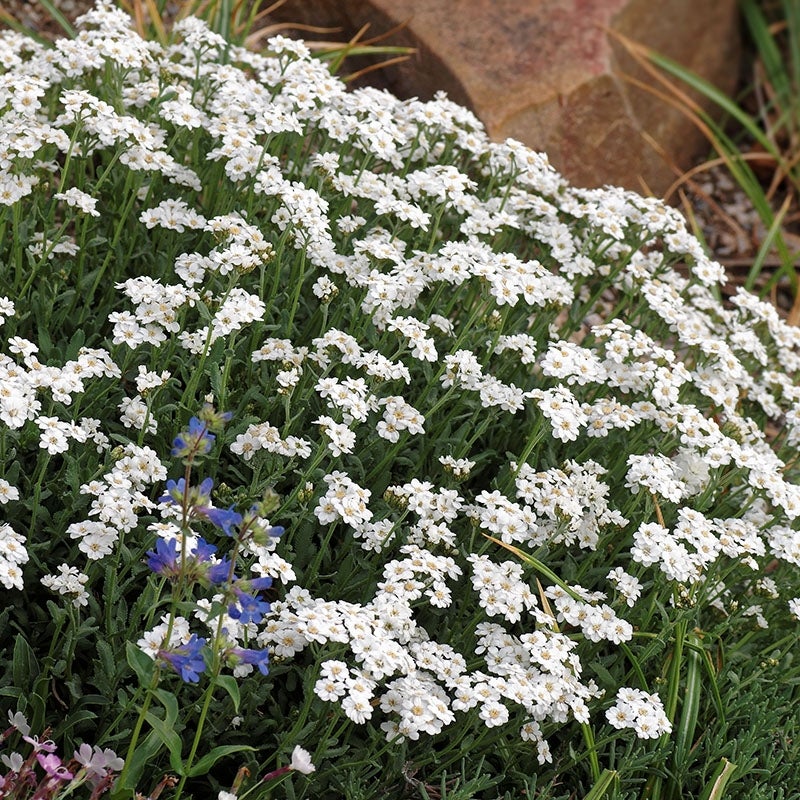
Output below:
[125,641,155,685]
[153,688,180,725]
[739,0,791,112]
[144,710,184,775]
[12,635,39,688]
[581,768,618,800]
[36,0,77,37]
[672,633,703,778]
[186,744,256,778]
[645,48,783,162]
[216,673,241,713]
[699,758,737,800]
[700,648,725,725]
[113,730,162,794]
[745,196,792,291]
[483,534,586,601]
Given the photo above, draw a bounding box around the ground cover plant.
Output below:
[2,3,800,798]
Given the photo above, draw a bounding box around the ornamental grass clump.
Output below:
[1,3,800,798]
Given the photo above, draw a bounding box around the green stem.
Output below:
[116,668,161,793]
[581,722,602,783]
[173,553,239,800]
[27,452,52,537]
[284,248,307,335]
[644,615,689,800]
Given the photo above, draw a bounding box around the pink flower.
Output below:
[23,734,57,753]
[36,752,73,781]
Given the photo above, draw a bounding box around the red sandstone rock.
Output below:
[261,0,740,195]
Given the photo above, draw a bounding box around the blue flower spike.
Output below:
[228,587,271,625]
[145,537,180,577]
[159,477,214,509]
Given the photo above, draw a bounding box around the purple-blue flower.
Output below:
[228,588,271,625]
[146,537,219,582]
[159,477,213,508]
[247,576,273,592]
[208,556,236,585]
[202,505,243,536]
[226,646,270,675]
[158,635,207,683]
[146,537,180,577]
[172,416,215,458]
[197,404,233,431]
[193,537,217,562]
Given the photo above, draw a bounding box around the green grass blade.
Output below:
[620,641,650,692]
[745,195,792,290]
[644,49,782,161]
[484,534,587,602]
[613,31,798,292]
[36,0,77,37]
[0,10,51,44]
[781,0,800,122]
[670,633,703,791]
[700,648,725,726]
[582,769,619,800]
[699,758,738,800]
[739,0,792,113]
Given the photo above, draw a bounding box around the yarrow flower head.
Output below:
[605,688,672,739]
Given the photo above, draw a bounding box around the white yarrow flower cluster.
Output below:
[41,564,90,607]
[606,688,672,739]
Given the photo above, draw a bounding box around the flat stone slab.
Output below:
[263,0,741,194]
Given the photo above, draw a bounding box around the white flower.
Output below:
[42,564,89,608]
[0,480,20,504]
[607,567,642,607]
[290,745,316,774]
[54,187,100,217]
[605,688,671,739]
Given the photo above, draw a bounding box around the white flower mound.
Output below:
[2,0,800,752]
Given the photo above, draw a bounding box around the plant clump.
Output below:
[1,3,800,798]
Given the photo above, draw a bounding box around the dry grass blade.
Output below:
[286,17,416,77]
[663,151,786,205]
[117,0,168,42]
[342,54,413,84]
[0,1,70,40]
[245,22,343,50]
